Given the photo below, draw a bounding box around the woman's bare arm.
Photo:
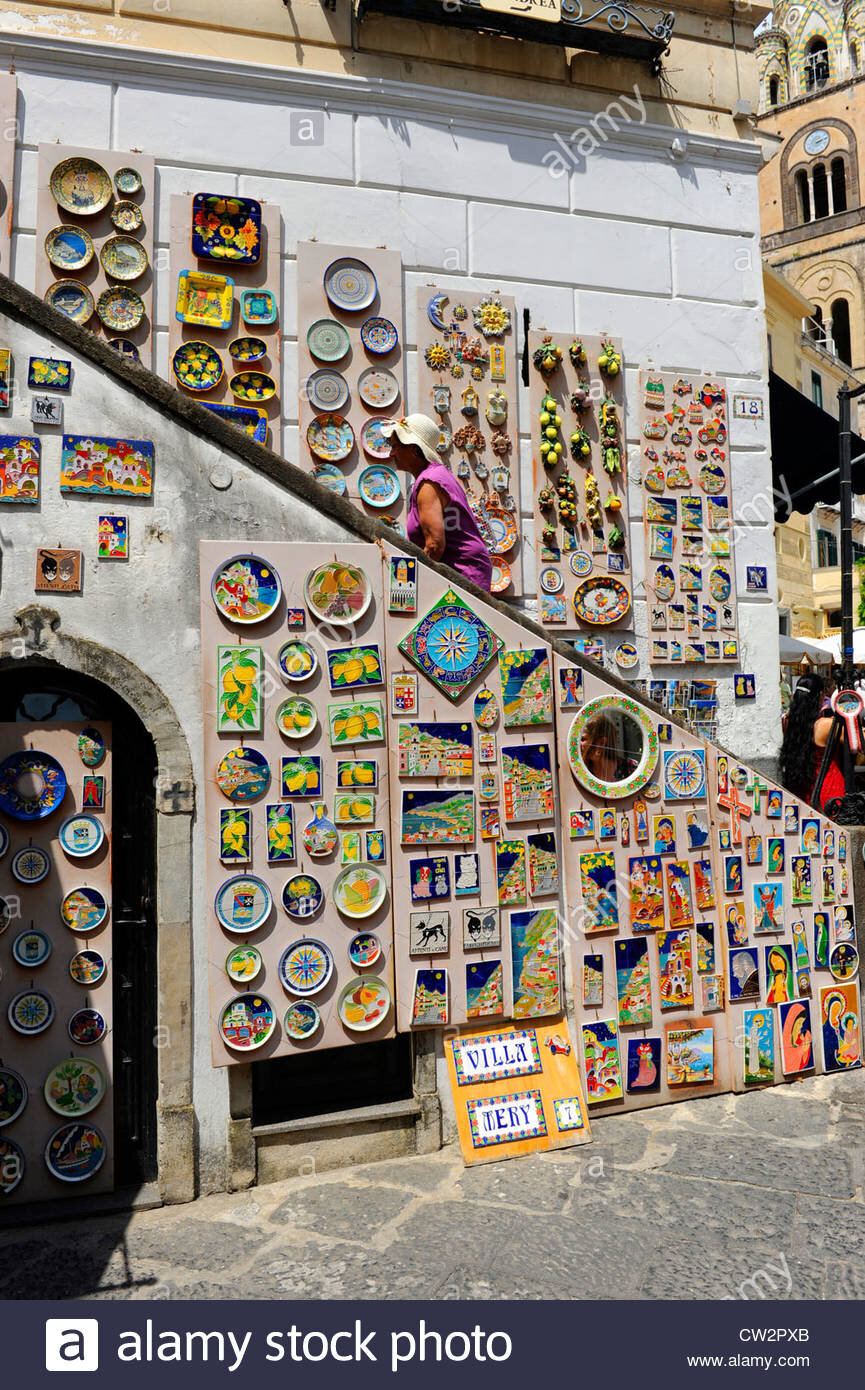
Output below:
[416,480,447,561]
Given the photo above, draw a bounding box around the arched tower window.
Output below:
[831,156,847,212]
[830,299,852,364]
[796,169,812,222]
[812,162,829,218]
[809,305,825,344]
[804,37,831,91]
[768,75,780,106]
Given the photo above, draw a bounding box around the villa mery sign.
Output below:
[479,0,561,20]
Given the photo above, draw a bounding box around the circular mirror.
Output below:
[567,696,659,799]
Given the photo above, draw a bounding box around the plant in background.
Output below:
[856,556,865,626]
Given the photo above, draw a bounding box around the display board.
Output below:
[0,722,114,1204]
[415,287,522,597]
[168,193,281,436]
[297,242,406,526]
[200,542,396,1065]
[35,145,155,368]
[637,371,739,665]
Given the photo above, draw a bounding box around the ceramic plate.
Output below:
[203,402,268,443]
[333,862,387,919]
[358,463,401,509]
[0,749,67,820]
[43,1058,106,1118]
[211,554,281,623]
[360,316,398,354]
[45,1122,107,1182]
[359,417,393,460]
[107,337,141,363]
[570,551,593,577]
[357,367,399,409]
[0,1137,25,1193]
[275,696,318,740]
[282,873,324,920]
[348,932,382,968]
[69,950,106,986]
[278,639,318,683]
[230,371,277,404]
[699,462,726,493]
[111,200,143,232]
[114,167,143,194]
[240,289,277,326]
[78,728,105,768]
[307,318,350,362]
[539,566,564,593]
[67,1008,107,1047]
[572,576,632,626]
[306,368,349,412]
[50,157,113,215]
[215,746,271,802]
[101,235,148,281]
[12,929,52,968]
[11,846,50,884]
[483,507,518,556]
[490,559,512,594]
[175,269,234,329]
[0,894,13,931]
[44,224,94,271]
[0,1067,28,1126]
[304,561,372,625]
[58,814,105,858]
[214,873,273,932]
[229,336,267,362]
[313,463,347,495]
[324,256,377,311]
[306,413,355,462]
[96,285,145,331]
[191,193,262,264]
[283,999,321,1040]
[278,937,333,996]
[8,988,55,1035]
[219,993,277,1052]
[337,975,391,1032]
[225,945,262,984]
[615,642,639,669]
[44,280,94,326]
[0,823,7,859]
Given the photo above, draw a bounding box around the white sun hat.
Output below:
[379,413,442,467]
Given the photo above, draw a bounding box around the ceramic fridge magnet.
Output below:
[29,391,64,428]
[498,649,553,727]
[60,435,153,498]
[326,644,384,691]
[752,881,784,933]
[398,590,503,700]
[776,998,814,1075]
[388,556,417,614]
[829,942,859,982]
[341,831,362,864]
[833,904,855,944]
[790,855,812,906]
[582,1019,623,1103]
[510,906,560,1019]
[409,855,450,903]
[35,548,82,594]
[28,357,71,391]
[412,968,448,1026]
[496,839,526,906]
[662,748,706,800]
[480,806,501,840]
[278,754,320,799]
[657,929,693,1008]
[97,514,129,561]
[409,910,450,956]
[478,730,497,764]
[821,982,861,1072]
[390,671,418,716]
[219,807,251,864]
[695,921,715,975]
[401,788,474,845]
[334,792,375,826]
[558,667,584,708]
[628,855,664,932]
[398,722,473,778]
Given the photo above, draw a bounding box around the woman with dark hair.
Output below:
[778,671,843,810]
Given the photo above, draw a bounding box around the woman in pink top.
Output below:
[380,415,493,591]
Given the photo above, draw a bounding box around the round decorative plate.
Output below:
[45,224,95,271]
[12,929,52,968]
[8,988,55,1035]
[214,874,273,933]
[218,995,276,1045]
[653,564,676,600]
[709,566,731,602]
[45,1122,107,1182]
[282,873,324,920]
[307,318,350,363]
[275,696,318,740]
[357,367,399,409]
[474,688,499,727]
[68,1008,107,1047]
[78,727,105,768]
[225,944,263,984]
[358,464,401,509]
[567,694,660,800]
[100,234,148,281]
[58,814,105,859]
[570,551,593,577]
[278,639,318,683]
[572,576,632,626]
[211,553,282,624]
[337,975,391,1032]
[304,561,372,625]
[69,950,106,986]
[50,156,113,215]
[0,895,13,932]
[215,746,271,802]
[490,559,512,594]
[0,1067,28,1127]
[43,1058,106,1118]
[301,807,338,857]
[699,462,726,493]
[829,942,859,981]
[0,1137,25,1193]
[107,337,140,362]
[306,413,355,463]
[359,417,393,460]
[111,199,144,232]
[278,938,334,996]
[664,750,706,798]
[283,999,321,1041]
[60,886,109,934]
[615,642,639,670]
[324,257,377,311]
[96,285,145,331]
[306,368,349,413]
[173,341,223,391]
[228,336,267,362]
[114,167,143,194]
[539,566,564,594]
[313,463,347,496]
[0,749,67,820]
[0,823,7,859]
[229,371,276,403]
[11,846,50,885]
[484,507,518,556]
[333,862,388,920]
[348,931,382,968]
[44,279,94,326]
[360,316,398,354]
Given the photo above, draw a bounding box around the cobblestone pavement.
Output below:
[4,1071,864,1301]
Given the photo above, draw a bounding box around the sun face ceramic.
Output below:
[306,368,349,412]
[44,1122,107,1182]
[43,1058,106,1118]
[0,750,67,820]
[323,257,377,311]
[111,199,144,232]
[214,873,273,932]
[44,280,94,326]
[175,269,233,329]
[337,975,391,1031]
[278,938,334,996]
[230,371,277,404]
[45,224,95,271]
[191,193,262,264]
[50,157,113,215]
[101,235,148,281]
[96,285,145,331]
[306,413,355,462]
[307,318,350,362]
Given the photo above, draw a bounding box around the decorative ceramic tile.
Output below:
[217,645,263,733]
[398,589,503,700]
[409,910,450,955]
[60,435,153,497]
[498,649,553,727]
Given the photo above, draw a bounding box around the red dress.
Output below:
[810,745,845,810]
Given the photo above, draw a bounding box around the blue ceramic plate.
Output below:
[44,1121,107,1182]
[306,368,349,412]
[313,463,347,496]
[172,341,223,393]
[282,873,324,920]
[357,464,401,509]
[68,1008,108,1046]
[360,316,398,354]
[44,224,94,271]
[203,401,268,444]
[7,987,55,1035]
[58,814,105,859]
[11,846,50,885]
[324,257,376,311]
[0,750,67,820]
[214,874,273,933]
[107,338,141,363]
[228,336,267,362]
[12,929,53,967]
[44,280,94,326]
